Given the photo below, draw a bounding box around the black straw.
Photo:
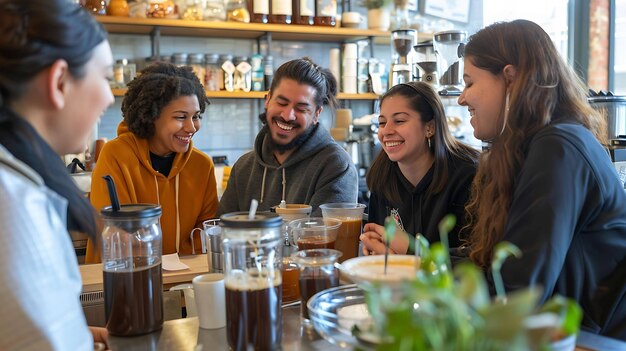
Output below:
[102,175,121,211]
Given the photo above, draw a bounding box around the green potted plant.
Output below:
[356,215,583,351]
[360,0,392,31]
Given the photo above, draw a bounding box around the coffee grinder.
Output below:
[413,41,438,87]
[389,29,417,88]
[433,30,467,94]
[588,90,626,188]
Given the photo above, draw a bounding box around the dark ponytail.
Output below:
[269,57,338,112]
[0,0,106,107]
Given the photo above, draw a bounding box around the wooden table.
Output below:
[79,254,209,293]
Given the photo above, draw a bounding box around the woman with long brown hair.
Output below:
[360,81,478,255]
[460,19,626,339]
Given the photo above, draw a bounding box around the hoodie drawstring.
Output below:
[259,167,287,205]
[282,168,286,204]
[260,167,267,204]
[154,174,181,253]
[175,174,180,252]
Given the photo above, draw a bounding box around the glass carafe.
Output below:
[221,212,283,350]
[101,204,163,336]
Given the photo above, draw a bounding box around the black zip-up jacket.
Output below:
[367,154,477,250]
[494,122,626,340]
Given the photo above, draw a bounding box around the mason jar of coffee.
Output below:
[101,204,163,336]
[221,212,283,350]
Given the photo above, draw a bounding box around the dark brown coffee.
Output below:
[299,272,339,319]
[104,262,163,336]
[226,284,282,350]
[296,235,336,250]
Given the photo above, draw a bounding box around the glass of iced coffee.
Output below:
[291,248,342,323]
[319,203,366,262]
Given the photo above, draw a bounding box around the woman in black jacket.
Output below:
[361,81,479,255]
[460,19,626,340]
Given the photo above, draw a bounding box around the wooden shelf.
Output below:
[111,88,379,100]
[97,16,389,42]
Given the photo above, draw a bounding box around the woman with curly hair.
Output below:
[460,19,626,339]
[86,62,218,262]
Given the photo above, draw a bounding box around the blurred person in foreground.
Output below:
[459,19,626,340]
[0,0,113,349]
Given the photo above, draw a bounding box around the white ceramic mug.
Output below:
[192,273,226,329]
[342,12,363,27]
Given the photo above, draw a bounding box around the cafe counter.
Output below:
[106,304,624,351]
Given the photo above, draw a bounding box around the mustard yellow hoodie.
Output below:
[85,122,218,263]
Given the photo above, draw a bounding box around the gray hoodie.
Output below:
[217,123,358,216]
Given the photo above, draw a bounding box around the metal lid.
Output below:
[434,30,468,43]
[172,53,188,64]
[219,54,233,61]
[101,204,162,219]
[205,53,220,64]
[220,212,282,228]
[189,53,204,64]
[588,90,626,103]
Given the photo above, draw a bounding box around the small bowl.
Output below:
[337,255,420,287]
[307,284,370,348]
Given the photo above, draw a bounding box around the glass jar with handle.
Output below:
[221,212,283,350]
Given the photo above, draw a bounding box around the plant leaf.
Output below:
[491,242,522,300]
[454,262,490,309]
[539,295,583,336]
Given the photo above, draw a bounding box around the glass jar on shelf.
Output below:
[218,54,233,91]
[107,0,130,16]
[226,0,250,22]
[314,0,335,26]
[270,0,292,24]
[189,53,206,85]
[204,0,227,21]
[146,0,178,18]
[248,0,269,23]
[83,0,107,15]
[234,56,252,92]
[205,54,221,91]
[128,0,148,17]
[221,54,236,92]
[179,0,204,20]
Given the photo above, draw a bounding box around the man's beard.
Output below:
[268,117,319,154]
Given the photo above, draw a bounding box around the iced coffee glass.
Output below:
[288,217,342,250]
[291,249,342,323]
[319,203,366,262]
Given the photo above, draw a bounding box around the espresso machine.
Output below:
[413,41,438,86]
[588,90,626,188]
[389,29,417,88]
